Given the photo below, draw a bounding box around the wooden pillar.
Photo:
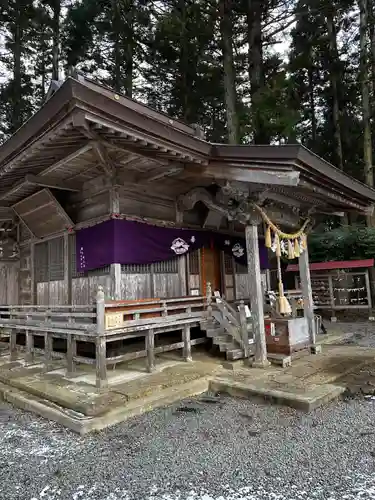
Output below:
[63,232,72,305]
[239,300,249,359]
[245,224,269,367]
[299,245,316,348]
[110,264,121,300]
[178,255,187,296]
[146,329,156,372]
[109,186,122,300]
[95,286,108,389]
[30,242,36,304]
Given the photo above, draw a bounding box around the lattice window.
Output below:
[189,250,199,274]
[121,263,151,274]
[224,253,233,274]
[34,242,49,282]
[153,258,178,274]
[48,236,64,281]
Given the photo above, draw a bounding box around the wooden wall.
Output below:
[0,262,19,304]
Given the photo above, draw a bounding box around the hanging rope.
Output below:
[252,203,310,239]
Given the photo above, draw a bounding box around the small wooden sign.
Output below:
[105,312,123,330]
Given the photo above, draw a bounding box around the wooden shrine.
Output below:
[0,71,374,385]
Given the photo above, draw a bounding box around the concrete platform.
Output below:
[213,344,375,411]
[0,349,220,433]
[0,328,372,433]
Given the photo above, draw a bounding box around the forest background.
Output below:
[1,0,375,261]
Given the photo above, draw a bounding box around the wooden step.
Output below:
[206,327,225,338]
[212,334,232,345]
[219,342,238,353]
[226,348,245,361]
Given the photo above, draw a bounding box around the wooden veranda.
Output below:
[0,71,375,387]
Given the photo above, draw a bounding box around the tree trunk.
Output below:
[359,0,374,210]
[51,0,61,81]
[368,0,375,122]
[178,0,191,121]
[308,65,317,147]
[12,1,22,133]
[112,0,123,92]
[326,9,344,170]
[247,0,268,144]
[219,0,239,144]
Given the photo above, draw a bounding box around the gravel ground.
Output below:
[2,323,375,500]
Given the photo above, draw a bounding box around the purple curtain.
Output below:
[76,219,268,273]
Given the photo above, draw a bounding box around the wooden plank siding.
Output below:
[0,262,19,304]
[31,231,188,305]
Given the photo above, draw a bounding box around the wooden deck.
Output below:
[0,289,210,388]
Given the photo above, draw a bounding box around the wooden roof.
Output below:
[0,73,374,221]
[287,259,375,272]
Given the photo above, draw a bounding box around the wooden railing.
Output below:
[204,283,254,358]
[0,287,209,389]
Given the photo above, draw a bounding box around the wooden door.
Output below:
[201,247,221,295]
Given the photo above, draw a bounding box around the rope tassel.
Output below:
[265,225,272,248]
[288,239,295,260]
[274,233,281,258]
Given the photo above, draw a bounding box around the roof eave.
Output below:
[0,79,75,168]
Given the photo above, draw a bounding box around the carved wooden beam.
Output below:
[184,164,300,186]
[135,165,184,183]
[178,187,302,228]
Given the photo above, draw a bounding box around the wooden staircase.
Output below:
[200,295,255,361]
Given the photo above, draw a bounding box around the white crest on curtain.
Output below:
[232,243,244,258]
[171,238,189,255]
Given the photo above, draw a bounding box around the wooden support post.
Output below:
[95,337,107,389]
[146,329,156,372]
[365,269,373,319]
[30,242,36,304]
[328,274,336,322]
[183,306,192,362]
[44,332,53,371]
[299,245,317,350]
[25,331,33,364]
[25,310,33,364]
[178,255,187,296]
[245,224,270,368]
[239,300,249,359]
[9,307,17,361]
[110,263,122,300]
[66,315,76,376]
[206,282,213,321]
[95,286,108,389]
[9,332,17,361]
[66,335,77,377]
[109,186,121,301]
[63,232,72,305]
